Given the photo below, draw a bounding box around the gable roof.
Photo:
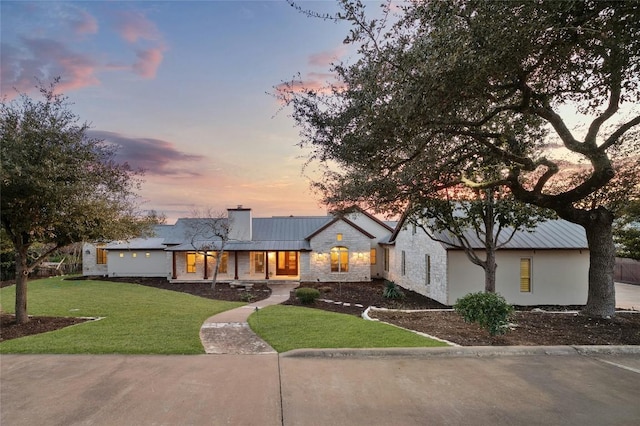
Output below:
[305,216,376,240]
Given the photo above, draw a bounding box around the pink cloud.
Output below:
[308,46,347,67]
[71,10,98,35]
[114,11,160,43]
[1,38,99,99]
[133,47,165,79]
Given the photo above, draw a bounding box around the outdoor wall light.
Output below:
[85,249,91,255]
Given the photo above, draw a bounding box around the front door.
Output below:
[276,251,298,276]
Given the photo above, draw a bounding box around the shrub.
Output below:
[454,292,514,336]
[382,280,405,300]
[295,287,321,304]
[239,291,255,303]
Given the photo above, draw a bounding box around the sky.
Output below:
[1,0,364,222]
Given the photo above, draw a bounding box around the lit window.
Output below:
[96,247,107,265]
[520,258,531,292]
[252,252,265,273]
[337,233,343,241]
[330,246,349,272]
[370,248,377,265]
[186,252,197,273]
[214,252,228,274]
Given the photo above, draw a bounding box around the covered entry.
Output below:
[276,251,298,276]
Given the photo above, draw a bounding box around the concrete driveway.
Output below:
[616,282,640,310]
[2,351,640,426]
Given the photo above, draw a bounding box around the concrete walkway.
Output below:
[198,282,640,355]
[199,282,298,354]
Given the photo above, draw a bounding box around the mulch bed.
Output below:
[2,278,639,346]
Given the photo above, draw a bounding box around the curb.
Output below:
[281,345,640,359]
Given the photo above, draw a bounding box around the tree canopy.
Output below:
[285,0,640,317]
[1,81,153,323]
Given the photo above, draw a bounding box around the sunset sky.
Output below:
[1,0,363,222]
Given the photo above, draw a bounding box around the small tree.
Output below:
[185,208,233,290]
[1,80,151,323]
[408,185,554,293]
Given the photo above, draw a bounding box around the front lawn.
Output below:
[248,305,448,352]
[0,277,243,354]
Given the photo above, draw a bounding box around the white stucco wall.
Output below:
[82,243,108,276]
[446,249,589,305]
[306,220,373,282]
[106,250,167,277]
[387,225,449,304]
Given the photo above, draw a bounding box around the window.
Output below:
[384,248,389,272]
[370,248,377,265]
[520,258,531,292]
[330,246,349,272]
[132,252,137,258]
[401,251,406,276]
[336,233,343,241]
[425,254,431,285]
[186,252,197,273]
[252,252,265,273]
[96,247,107,265]
[214,252,228,274]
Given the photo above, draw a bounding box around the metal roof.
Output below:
[252,216,332,241]
[104,237,167,250]
[436,219,588,250]
[166,240,312,252]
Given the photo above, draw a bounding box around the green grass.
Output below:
[0,277,243,354]
[248,305,448,352]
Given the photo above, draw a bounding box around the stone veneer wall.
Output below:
[387,223,448,305]
[305,220,373,283]
[82,242,108,276]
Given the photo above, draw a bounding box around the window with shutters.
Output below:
[96,247,107,264]
[520,258,532,292]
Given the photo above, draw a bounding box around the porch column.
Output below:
[265,251,269,280]
[234,251,239,280]
[203,252,208,280]
[171,252,177,279]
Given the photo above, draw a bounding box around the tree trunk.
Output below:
[582,219,617,318]
[210,249,224,290]
[484,249,497,293]
[14,247,29,324]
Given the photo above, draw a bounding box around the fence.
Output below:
[614,257,640,285]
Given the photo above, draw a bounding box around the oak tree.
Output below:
[1,81,152,323]
[285,0,640,317]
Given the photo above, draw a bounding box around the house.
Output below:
[381,215,589,306]
[83,206,393,283]
[83,205,590,306]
